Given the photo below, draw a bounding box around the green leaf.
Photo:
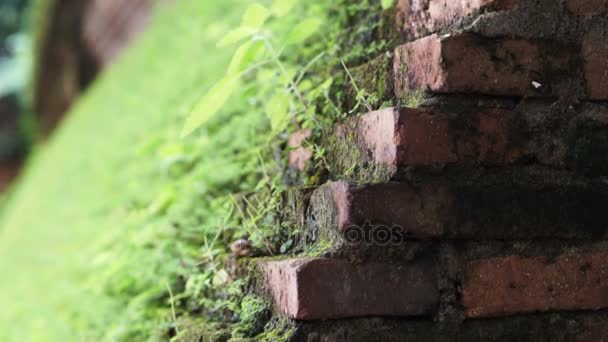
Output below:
[217,27,254,47]
[227,40,263,75]
[266,91,290,132]
[381,0,395,9]
[272,0,297,17]
[242,3,271,29]
[181,77,239,137]
[286,18,322,44]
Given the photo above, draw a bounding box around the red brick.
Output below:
[288,129,313,171]
[259,257,438,320]
[395,0,519,40]
[462,252,608,318]
[313,181,452,239]
[566,0,608,15]
[583,38,608,100]
[394,34,577,97]
[342,107,523,167]
[310,180,608,241]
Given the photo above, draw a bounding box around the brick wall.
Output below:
[244,1,608,340]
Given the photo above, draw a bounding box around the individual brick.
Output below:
[582,38,608,100]
[462,252,608,318]
[395,0,519,40]
[566,0,608,15]
[259,257,438,320]
[288,129,313,171]
[338,107,524,167]
[309,180,608,242]
[393,34,581,98]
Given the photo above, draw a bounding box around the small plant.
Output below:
[182,0,323,137]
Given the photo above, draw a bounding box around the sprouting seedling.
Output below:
[341,59,373,113]
[166,282,182,341]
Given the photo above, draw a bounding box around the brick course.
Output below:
[320,102,608,181]
[309,180,608,241]
[291,313,608,341]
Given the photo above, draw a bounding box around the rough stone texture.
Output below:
[394,34,583,98]
[288,129,313,171]
[259,257,438,320]
[462,252,608,317]
[395,0,519,40]
[290,313,608,341]
[566,0,608,15]
[309,180,608,242]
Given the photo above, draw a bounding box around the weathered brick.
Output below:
[338,107,524,167]
[395,0,519,40]
[582,38,608,100]
[462,252,608,318]
[259,257,438,320]
[566,0,608,15]
[288,129,313,171]
[394,34,581,98]
[309,180,608,242]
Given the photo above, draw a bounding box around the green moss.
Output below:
[231,295,272,339]
[345,54,395,111]
[253,317,297,342]
[324,119,396,184]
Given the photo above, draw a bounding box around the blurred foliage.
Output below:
[0,0,29,96]
[0,0,392,341]
[0,33,30,97]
